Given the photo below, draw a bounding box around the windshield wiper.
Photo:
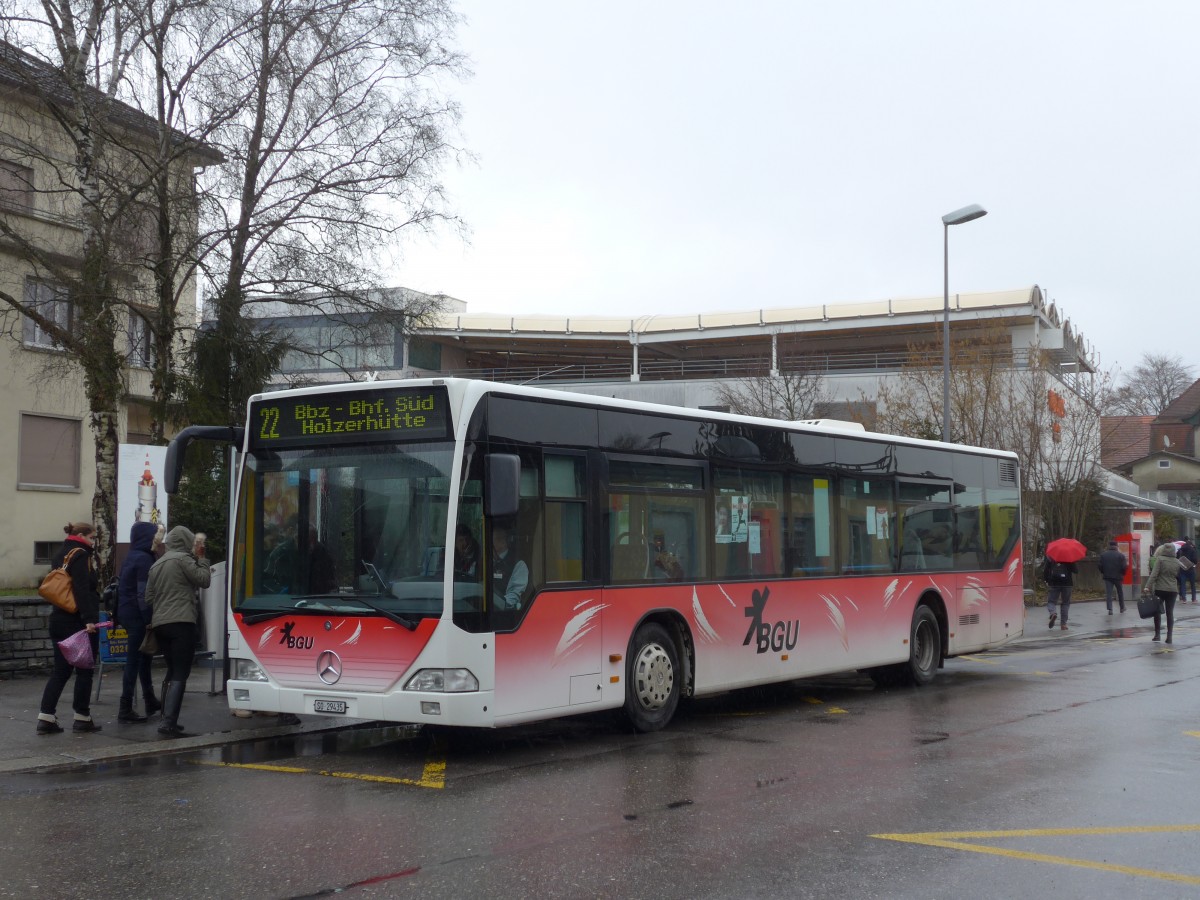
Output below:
[241,595,420,630]
[242,609,292,625]
[339,595,420,631]
[241,596,342,624]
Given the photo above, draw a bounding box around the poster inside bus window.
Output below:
[249,386,451,449]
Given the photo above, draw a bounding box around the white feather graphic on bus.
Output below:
[553,599,607,664]
[960,576,988,612]
[821,595,850,651]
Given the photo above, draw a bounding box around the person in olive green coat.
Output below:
[1146,542,1182,644]
[145,525,211,735]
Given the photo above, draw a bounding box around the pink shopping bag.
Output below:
[57,628,95,669]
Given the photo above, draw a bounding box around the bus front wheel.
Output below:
[624,622,680,732]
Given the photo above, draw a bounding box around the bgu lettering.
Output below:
[278,621,314,650]
[742,586,799,653]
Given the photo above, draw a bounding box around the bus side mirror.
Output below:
[164,425,245,494]
[485,454,521,519]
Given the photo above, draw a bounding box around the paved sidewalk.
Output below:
[0,660,356,775]
[1,597,1193,775]
[1015,592,1197,644]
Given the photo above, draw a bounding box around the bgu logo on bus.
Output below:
[279,621,314,650]
[742,587,799,653]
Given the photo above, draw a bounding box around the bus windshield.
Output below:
[230,441,458,622]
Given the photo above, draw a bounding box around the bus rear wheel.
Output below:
[868,605,941,688]
[905,604,940,685]
[624,622,680,732]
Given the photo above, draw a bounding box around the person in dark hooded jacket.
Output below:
[116,521,162,723]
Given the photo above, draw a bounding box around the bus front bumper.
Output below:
[227,680,497,728]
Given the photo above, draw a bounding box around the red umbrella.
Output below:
[1045,537,1087,563]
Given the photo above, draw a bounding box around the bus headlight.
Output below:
[233,658,269,682]
[405,668,479,692]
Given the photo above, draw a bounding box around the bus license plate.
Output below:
[314,699,347,714]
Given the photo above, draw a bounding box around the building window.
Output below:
[279,322,399,373]
[0,159,34,211]
[128,311,155,368]
[1159,459,1171,469]
[21,279,70,350]
[19,413,81,490]
[407,338,438,371]
[33,541,57,565]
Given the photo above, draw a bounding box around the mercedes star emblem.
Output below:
[316,650,342,685]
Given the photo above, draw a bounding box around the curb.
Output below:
[0,717,367,776]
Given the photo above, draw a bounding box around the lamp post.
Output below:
[941,203,987,441]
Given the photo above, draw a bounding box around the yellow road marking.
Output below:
[198,749,446,789]
[801,696,824,704]
[873,826,1200,885]
[826,707,847,714]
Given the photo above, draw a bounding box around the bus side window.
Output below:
[545,455,585,583]
[838,477,894,574]
[787,474,836,577]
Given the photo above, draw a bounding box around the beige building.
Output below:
[0,42,216,587]
[1101,379,1200,536]
[411,286,1097,412]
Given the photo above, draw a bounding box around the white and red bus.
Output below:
[166,378,1022,732]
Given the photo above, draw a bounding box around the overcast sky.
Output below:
[391,1,1200,377]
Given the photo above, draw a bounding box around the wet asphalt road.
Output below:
[3,613,1200,900]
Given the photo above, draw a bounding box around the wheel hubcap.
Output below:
[633,642,674,710]
[914,621,935,670]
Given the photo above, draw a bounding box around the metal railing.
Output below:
[437,346,1067,385]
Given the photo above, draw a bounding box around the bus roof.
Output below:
[249,376,1019,462]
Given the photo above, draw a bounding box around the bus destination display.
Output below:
[249,386,451,449]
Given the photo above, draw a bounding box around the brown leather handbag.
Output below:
[38,548,83,614]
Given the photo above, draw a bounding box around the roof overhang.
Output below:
[1101,488,1200,522]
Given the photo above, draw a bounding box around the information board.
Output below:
[99,626,129,665]
[249,386,451,450]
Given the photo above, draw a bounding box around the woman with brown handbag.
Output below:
[36,522,103,735]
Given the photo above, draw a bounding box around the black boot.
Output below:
[144,691,162,717]
[157,681,187,736]
[118,698,147,724]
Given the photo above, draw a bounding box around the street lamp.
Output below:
[941,203,987,441]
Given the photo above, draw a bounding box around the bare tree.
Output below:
[862,327,1111,577]
[191,0,466,425]
[0,10,157,571]
[714,361,830,421]
[1105,353,1195,416]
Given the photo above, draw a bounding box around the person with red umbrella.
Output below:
[1043,538,1085,631]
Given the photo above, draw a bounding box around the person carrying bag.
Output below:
[1143,543,1183,644]
[36,522,104,735]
